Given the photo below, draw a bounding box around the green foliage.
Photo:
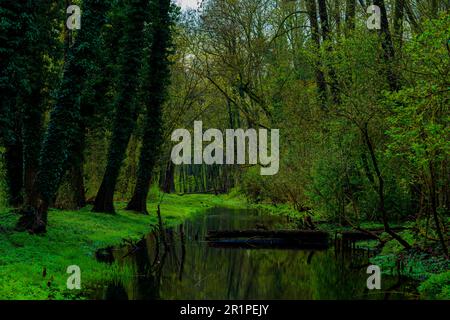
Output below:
[1,0,449,300]
[419,271,450,300]
[385,13,450,207]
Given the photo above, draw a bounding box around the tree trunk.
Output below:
[393,0,405,49]
[161,161,175,194]
[362,127,411,249]
[306,0,328,109]
[126,0,172,214]
[317,0,340,104]
[334,0,341,36]
[5,142,23,207]
[429,162,448,256]
[54,161,86,210]
[431,0,439,18]
[18,0,109,233]
[345,0,356,32]
[93,0,149,214]
[22,79,44,205]
[373,0,400,91]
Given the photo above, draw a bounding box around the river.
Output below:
[92,207,418,300]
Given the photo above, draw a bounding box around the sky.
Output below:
[175,0,200,10]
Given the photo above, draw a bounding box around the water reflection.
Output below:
[94,207,417,300]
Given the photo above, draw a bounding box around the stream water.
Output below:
[92,207,418,300]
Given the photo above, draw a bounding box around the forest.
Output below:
[0,0,449,300]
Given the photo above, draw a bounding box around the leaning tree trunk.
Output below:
[362,127,411,249]
[126,0,172,214]
[93,0,149,214]
[429,162,448,257]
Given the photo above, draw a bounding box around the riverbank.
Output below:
[251,202,449,300]
[0,194,246,300]
[1,193,447,300]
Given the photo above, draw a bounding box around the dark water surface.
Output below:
[93,207,418,300]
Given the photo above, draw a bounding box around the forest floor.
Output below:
[0,193,246,300]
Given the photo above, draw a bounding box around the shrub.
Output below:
[418,271,450,300]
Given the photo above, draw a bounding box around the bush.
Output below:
[419,271,450,300]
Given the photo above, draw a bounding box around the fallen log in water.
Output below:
[207,238,329,250]
[206,230,329,249]
[207,229,329,240]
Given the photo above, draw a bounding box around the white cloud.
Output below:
[175,0,200,10]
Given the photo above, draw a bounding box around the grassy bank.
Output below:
[0,193,246,300]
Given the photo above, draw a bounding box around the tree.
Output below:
[345,0,356,32]
[126,0,175,214]
[93,0,150,214]
[0,1,60,207]
[373,0,400,91]
[306,0,328,109]
[17,0,109,233]
[386,13,449,256]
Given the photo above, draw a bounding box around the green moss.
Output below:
[0,194,246,300]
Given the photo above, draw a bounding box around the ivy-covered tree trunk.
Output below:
[54,131,87,210]
[93,0,150,214]
[17,0,109,233]
[1,1,56,207]
[126,0,173,214]
[1,2,20,206]
[4,143,23,207]
[20,1,57,203]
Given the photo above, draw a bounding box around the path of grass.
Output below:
[0,194,246,300]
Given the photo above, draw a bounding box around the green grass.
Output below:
[0,193,246,300]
